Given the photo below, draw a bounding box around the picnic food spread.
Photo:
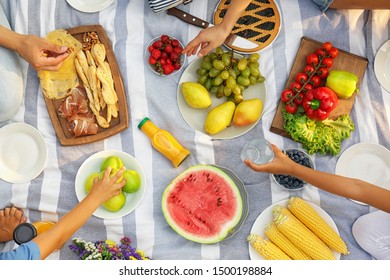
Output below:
[2,0,389,262]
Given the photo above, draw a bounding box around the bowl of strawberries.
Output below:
[146,34,186,76]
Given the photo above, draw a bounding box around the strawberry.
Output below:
[171,39,179,47]
[151,49,161,60]
[149,56,157,65]
[162,64,175,75]
[161,51,168,60]
[152,40,163,49]
[173,46,183,54]
[161,35,169,43]
[148,45,154,53]
[173,62,181,70]
[170,52,179,62]
[164,45,173,54]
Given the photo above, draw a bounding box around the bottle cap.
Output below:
[138,117,150,129]
[13,223,37,245]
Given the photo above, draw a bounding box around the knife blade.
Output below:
[167,7,259,52]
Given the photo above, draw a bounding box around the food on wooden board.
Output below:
[326,70,359,99]
[38,29,82,99]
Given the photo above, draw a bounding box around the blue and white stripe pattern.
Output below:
[0,0,389,260]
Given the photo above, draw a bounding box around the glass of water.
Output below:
[240,139,274,164]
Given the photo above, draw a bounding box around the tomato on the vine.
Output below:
[322,57,333,68]
[290,82,302,93]
[316,67,329,79]
[303,83,313,93]
[285,102,298,114]
[315,47,327,58]
[323,42,333,51]
[306,53,319,66]
[310,75,322,88]
[281,89,294,103]
[303,65,316,76]
[293,92,304,106]
[328,47,339,58]
[295,72,309,84]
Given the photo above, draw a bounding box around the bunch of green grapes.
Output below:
[195,47,265,103]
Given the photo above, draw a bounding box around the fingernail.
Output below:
[60,46,68,52]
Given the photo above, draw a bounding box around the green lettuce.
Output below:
[282,110,354,156]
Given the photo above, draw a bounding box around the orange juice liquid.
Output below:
[32,221,56,235]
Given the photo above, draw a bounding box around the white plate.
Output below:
[66,0,114,13]
[75,150,146,219]
[248,199,341,260]
[374,39,390,93]
[177,55,267,139]
[0,123,47,183]
[335,142,390,205]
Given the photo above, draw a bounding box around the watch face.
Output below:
[13,223,37,245]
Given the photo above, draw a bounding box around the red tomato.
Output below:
[293,92,304,106]
[322,57,333,68]
[295,72,309,84]
[290,82,302,93]
[310,75,321,88]
[285,102,298,114]
[303,65,316,76]
[328,47,339,58]
[316,67,329,79]
[281,89,294,103]
[303,83,313,93]
[315,47,327,58]
[306,53,319,66]
[323,42,333,51]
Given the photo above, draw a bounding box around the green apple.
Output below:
[99,168,124,183]
[122,170,141,194]
[84,172,100,194]
[100,156,124,172]
[103,192,126,212]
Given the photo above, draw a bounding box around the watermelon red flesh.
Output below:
[162,165,243,244]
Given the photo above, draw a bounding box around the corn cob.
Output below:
[273,212,335,260]
[288,197,350,255]
[247,233,291,260]
[265,222,312,260]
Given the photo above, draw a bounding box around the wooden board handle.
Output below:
[167,7,210,29]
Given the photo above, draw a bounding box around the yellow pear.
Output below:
[204,101,236,134]
[181,82,212,109]
[233,98,263,127]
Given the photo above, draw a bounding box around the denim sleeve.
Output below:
[312,0,334,12]
[0,241,41,260]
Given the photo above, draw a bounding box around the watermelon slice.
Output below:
[162,164,243,244]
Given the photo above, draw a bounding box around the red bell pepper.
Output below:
[302,87,338,121]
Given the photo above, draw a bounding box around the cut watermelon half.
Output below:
[162,164,245,244]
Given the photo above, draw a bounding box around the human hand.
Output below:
[16,35,69,71]
[244,144,295,174]
[182,25,230,57]
[88,167,126,205]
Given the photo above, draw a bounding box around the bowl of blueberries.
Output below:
[271,148,314,191]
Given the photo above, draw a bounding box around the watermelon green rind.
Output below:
[161,164,243,244]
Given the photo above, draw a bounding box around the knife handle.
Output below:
[167,7,209,29]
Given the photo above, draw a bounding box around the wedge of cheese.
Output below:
[38,29,82,99]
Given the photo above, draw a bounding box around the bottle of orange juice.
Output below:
[13,221,56,245]
[138,117,190,167]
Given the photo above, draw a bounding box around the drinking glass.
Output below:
[241,139,274,164]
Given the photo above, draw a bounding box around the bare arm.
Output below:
[245,145,390,213]
[182,0,252,57]
[33,167,126,260]
[329,0,390,10]
[0,25,69,70]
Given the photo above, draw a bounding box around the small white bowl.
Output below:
[145,35,186,76]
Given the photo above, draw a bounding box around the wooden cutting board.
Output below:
[270,37,368,138]
[43,25,129,146]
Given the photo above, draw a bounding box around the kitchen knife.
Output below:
[167,7,260,52]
